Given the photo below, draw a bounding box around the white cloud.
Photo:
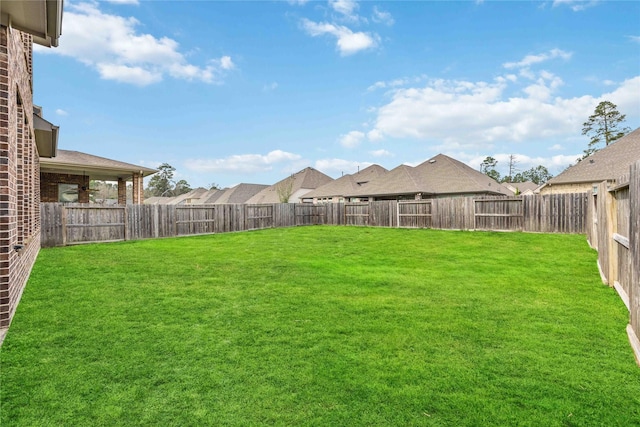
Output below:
[629,36,640,44]
[329,0,360,20]
[301,19,378,56]
[549,144,563,151]
[184,150,302,174]
[552,0,600,11]
[35,2,234,86]
[315,158,371,175]
[365,74,640,149]
[602,76,640,118]
[97,63,162,85]
[503,48,572,69]
[367,129,384,142]
[219,56,235,70]
[339,131,365,148]
[55,108,68,116]
[372,6,394,26]
[367,75,427,92]
[369,149,393,157]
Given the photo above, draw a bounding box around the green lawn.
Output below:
[1,227,638,426]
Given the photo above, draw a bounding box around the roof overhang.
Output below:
[39,161,155,181]
[33,112,59,158]
[1,0,63,47]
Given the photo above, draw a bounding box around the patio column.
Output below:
[117,178,126,205]
[132,172,144,205]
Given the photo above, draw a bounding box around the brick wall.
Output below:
[0,26,42,329]
[40,172,90,203]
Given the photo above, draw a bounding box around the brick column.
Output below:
[132,173,144,205]
[78,175,89,203]
[117,178,126,205]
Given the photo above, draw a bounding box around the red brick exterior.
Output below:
[0,26,42,329]
[40,172,90,203]
[117,178,126,204]
[132,172,144,204]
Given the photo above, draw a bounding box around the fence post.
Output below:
[628,162,640,365]
[124,206,130,241]
[61,206,67,246]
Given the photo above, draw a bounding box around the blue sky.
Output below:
[33,0,640,188]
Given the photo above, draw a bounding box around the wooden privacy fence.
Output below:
[587,160,640,365]
[41,193,588,248]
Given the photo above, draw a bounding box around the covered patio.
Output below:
[40,150,157,204]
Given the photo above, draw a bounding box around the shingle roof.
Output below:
[212,183,269,204]
[543,127,640,186]
[194,189,225,204]
[346,154,510,198]
[165,188,209,205]
[346,165,421,197]
[40,150,157,181]
[302,164,388,199]
[505,181,540,194]
[246,167,334,204]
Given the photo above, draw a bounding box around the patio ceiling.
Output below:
[40,150,157,181]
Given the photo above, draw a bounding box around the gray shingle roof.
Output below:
[505,181,540,194]
[302,164,388,199]
[246,167,333,204]
[543,127,640,186]
[165,188,209,205]
[346,154,510,198]
[212,183,269,204]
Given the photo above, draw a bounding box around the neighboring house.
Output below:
[346,154,511,201]
[503,181,540,196]
[143,186,267,205]
[40,150,157,204]
[165,188,209,205]
[539,127,640,195]
[1,0,63,333]
[203,183,269,204]
[246,167,334,204]
[302,164,388,203]
[188,188,224,204]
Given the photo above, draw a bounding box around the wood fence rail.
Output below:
[587,160,640,365]
[41,193,588,248]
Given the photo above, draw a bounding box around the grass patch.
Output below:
[2,227,639,426]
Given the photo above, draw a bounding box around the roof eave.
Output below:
[40,161,157,180]
[33,113,59,158]
[1,0,64,48]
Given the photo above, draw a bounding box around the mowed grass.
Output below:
[1,227,639,426]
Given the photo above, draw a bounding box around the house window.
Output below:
[58,184,79,203]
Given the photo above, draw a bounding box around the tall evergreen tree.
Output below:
[147,163,176,197]
[581,101,630,158]
[480,156,501,182]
